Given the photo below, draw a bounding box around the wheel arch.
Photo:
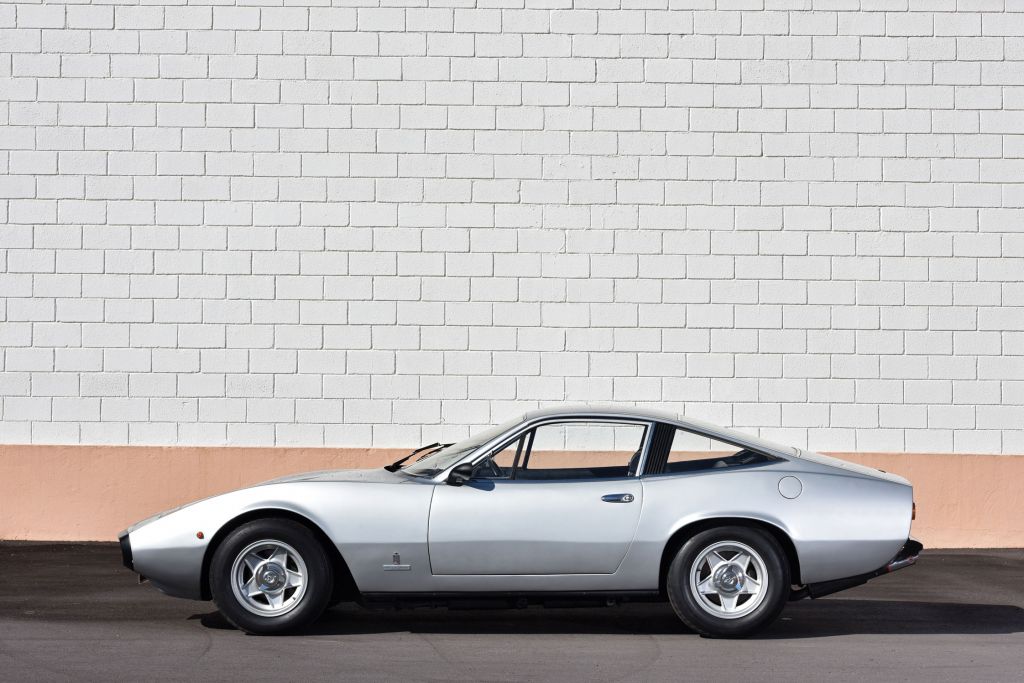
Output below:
[200,508,358,602]
[658,517,802,593]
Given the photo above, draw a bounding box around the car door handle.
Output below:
[601,493,635,503]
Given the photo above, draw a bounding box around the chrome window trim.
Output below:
[432,415,657,483]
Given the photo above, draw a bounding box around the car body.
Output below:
[120,405,921,636]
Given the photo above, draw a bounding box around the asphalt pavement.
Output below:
[0,543,1021,682]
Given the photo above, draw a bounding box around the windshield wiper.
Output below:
[384,442,454,472]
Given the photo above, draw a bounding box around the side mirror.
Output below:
[447,463,474,487]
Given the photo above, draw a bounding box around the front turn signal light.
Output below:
[912,502,916,520]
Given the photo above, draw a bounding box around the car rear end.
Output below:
[782,449,921,588]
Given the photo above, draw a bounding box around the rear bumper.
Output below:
[792,538,923,601]
[883,538,923,574]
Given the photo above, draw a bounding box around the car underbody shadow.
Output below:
[193,598,1024,638]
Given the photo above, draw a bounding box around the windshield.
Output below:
[401,415,524,478]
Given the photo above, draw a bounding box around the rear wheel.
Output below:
[666,526,789,637]
[210,518,333,634]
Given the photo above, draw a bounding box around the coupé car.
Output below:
[119,405,921,637]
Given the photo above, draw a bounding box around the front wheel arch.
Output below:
[659,517,802,594]
[200,509,357,603]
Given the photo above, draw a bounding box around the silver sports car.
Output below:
[119,405,921,637]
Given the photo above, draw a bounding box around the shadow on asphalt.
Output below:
[193,598,1024,639]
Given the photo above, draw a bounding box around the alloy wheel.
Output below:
[688,540,768,619]
[230,539,308,616]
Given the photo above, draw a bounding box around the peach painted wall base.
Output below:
[1,444,1021,548]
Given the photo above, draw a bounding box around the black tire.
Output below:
[666,525,790,637]
[210,518,333,635]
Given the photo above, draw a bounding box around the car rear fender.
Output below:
[658,515,803,590]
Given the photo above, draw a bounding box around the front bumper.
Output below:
[792,538,923,601]
[118,531,133,570]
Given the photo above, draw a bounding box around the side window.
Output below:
[657,427,771,474]
[517,421,648,480]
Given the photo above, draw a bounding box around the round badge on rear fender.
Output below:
[778,476,802,499]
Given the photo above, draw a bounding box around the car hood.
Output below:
[257,468,407,485]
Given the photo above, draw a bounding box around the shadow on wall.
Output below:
[194,599,1024,639]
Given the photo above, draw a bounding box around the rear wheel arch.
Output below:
[658,517,802,593]
[200,509,358,602]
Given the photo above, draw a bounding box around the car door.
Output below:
[427,419,651,576]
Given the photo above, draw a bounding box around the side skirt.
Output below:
[355,590,664,610]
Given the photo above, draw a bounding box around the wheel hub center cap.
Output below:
[713,564,746,594]
[256,562,287,592]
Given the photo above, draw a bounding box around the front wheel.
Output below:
[666,526,790,637]
[210,518,333,634]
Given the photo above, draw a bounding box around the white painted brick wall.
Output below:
[2,1,1023,454]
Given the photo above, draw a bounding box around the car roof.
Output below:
[523,404,679,423]
[521,404,796,459]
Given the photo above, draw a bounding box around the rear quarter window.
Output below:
[645,426,775,475]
